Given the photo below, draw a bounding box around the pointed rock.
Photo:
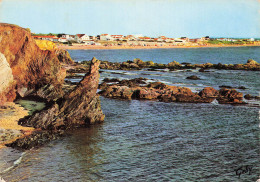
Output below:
[21,57,105,130]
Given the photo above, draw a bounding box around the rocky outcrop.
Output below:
[198,87,219,98]
[186,75,201,80]
[0,23,72,102]
[217,88,244,104]
[244,94,260,100]
[0,53,16,103]
[6,130,64,150]
[81,59,260,71]
[56,49,74,64]
[20,58,105,130]
[99,78,246,104]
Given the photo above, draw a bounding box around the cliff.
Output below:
[0,53,16,104]
[0,23,72,102]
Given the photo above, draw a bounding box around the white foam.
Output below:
[122,72,138,75]
[1,152,25,174]
[211,99,219,105]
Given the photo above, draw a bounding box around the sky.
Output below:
[0,0,259,38]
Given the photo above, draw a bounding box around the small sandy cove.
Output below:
[0,102,35,149]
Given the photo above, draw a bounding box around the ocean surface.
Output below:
[68,46,260,64]
[1,47,259,182]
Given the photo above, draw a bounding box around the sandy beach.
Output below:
[57,43,260,50]
[0,103,35,149]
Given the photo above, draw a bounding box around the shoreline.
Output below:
[57,44,260,50]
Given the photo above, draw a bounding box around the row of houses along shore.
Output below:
[32,33,257,46]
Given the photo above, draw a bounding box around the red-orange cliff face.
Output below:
[0,23,67,102]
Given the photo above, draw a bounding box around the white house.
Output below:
[125,35,137,41]
[75,34,90,43]
[100,34,114,41]
[62,34,75,41]
[58,37,68,43]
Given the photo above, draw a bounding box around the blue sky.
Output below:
[0,0,259,38]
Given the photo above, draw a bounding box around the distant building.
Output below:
[180,37,189,42]
[174,38,186,43]
[138,37,151,41]
[189,38,204,43]
[217,38,236,42]
[157,36,168,42]
[89,36,96,41]
[61,34,75,41]
[124,35,137,41]
[111,35,124,41]
[32,35,58,42]
[58,37,68,43]
[100,34,114,41]
[75,34,89,43]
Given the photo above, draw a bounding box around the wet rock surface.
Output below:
[99,78,246,105]
[6,130,65,150]
[186,75,201,80]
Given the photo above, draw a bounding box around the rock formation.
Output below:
[0,53,16,103]
[0,23,73,102]
[99,78,245,104]
[82,59,260,71]
[20,58,105,130]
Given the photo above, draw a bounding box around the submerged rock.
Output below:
[244,94,260,100]
[103,78,120,83]
[186,75,201,80]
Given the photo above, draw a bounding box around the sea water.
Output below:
[1,47,259,181]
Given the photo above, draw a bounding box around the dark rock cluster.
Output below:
[99,78,245,104]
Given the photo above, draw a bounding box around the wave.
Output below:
[0,152,26,174]
[211,99,219,105]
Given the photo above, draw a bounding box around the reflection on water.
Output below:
[2,98,259,181]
